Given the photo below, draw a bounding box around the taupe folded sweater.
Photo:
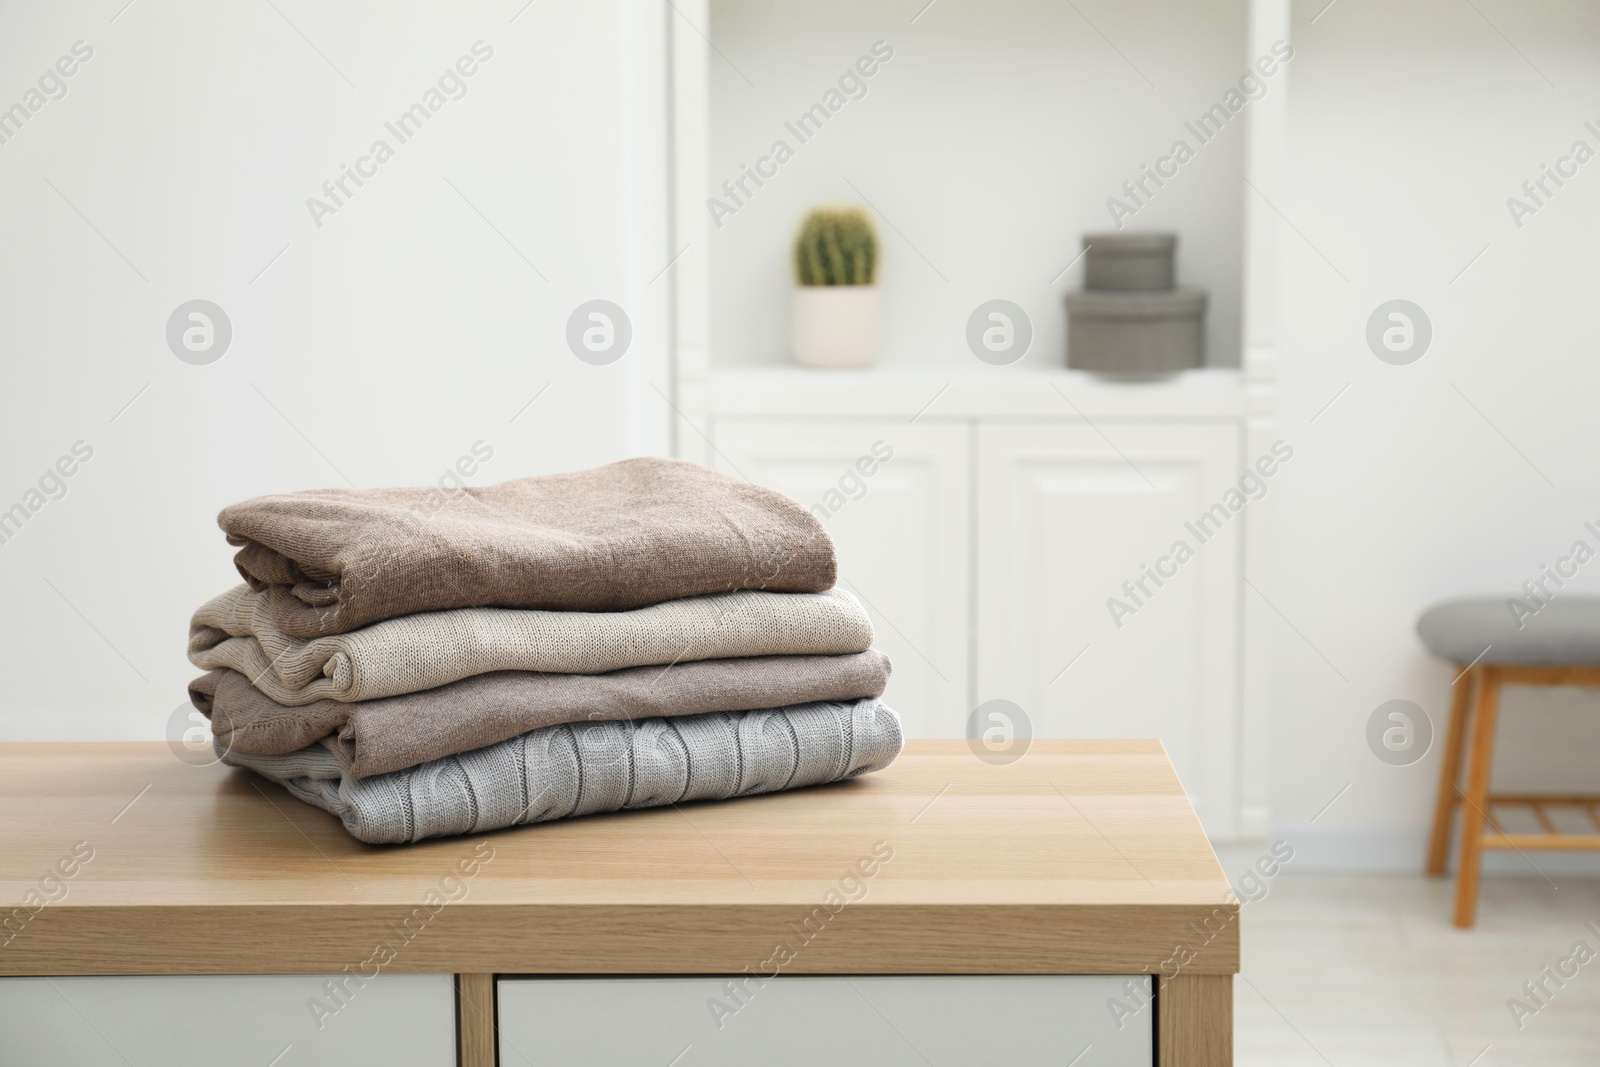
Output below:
[189,584,873,705]
[223,698,904,844]
[190,649,892,778]
[221,457,835,638]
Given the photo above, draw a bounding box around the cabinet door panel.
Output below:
[977,423,1241,835]
[498,975,1151,1066]
[710,421,970,737]
[0,974,455,1067]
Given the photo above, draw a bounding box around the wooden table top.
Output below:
[0,739,1238,976]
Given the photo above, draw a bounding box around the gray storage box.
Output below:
[1081,233,1177,291]
[1064,289,1205,377]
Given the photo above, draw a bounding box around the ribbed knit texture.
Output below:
[222,457,837,638]
[191,649,892,778]
[189,585,873,705]
[222,698,904,844]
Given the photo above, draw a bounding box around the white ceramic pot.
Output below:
[791,285,881,368]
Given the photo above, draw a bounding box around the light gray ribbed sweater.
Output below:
[222,698,903,844]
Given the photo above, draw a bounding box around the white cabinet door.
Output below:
[976,422,1242,836]
[710,421,970,738]
[498,975,1151,1066]
[0,974,455,1067]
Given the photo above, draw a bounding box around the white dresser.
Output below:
[690,367,1262,838]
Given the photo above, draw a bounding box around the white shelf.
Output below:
[697,0,1251,377]
[672,0,1290,840]
[706,366,1246,421]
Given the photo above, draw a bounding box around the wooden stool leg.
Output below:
[1426,666,1477,875]
[1453,666,1501,928]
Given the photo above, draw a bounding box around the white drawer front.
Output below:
[0,974,455,1067]
[498,975,1152,1066]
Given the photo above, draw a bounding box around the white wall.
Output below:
[10,0,1599,873]
[706,0,1249,370]
[0,0,671,741]
[1270,0,1600,868]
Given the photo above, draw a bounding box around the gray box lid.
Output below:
[1080,233,1177,254]
[1064,288,1206,319]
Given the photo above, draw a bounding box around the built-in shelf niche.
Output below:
[699,0,1252,373]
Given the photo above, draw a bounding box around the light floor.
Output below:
[1223,856,1600,1067]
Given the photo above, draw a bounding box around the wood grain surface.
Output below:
[455,972,496,1067]
[0,739,1238,977]
[1159,974,1233,1067]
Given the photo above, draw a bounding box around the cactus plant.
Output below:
[793,206,878,286]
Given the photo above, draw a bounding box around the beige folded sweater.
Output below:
[190,649,891,778]
[188,584,874,705]
[220,457,836,638]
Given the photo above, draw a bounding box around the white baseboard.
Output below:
[1270,824,1600,876]
[1237,802,1271,839]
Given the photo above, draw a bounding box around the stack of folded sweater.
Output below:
[185,458,902,845]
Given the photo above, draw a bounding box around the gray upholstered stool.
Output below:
[1417,598,1600,927]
